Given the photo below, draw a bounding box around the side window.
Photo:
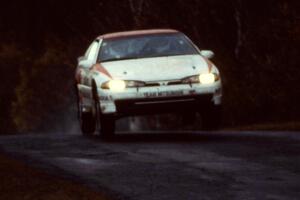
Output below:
[87,41,99,61]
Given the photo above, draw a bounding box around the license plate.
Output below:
[143,91,183,98]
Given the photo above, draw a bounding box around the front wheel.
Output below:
[94,100,115,138]
[77,87,96,135]
[79,105,96,136]
[92,84,115,138]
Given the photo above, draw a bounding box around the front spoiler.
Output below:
[97,81,222,115]
[114,94,214,116]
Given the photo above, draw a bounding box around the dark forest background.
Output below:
[0,0,299,133]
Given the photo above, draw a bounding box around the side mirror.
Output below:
[200,50,214,59]
[78,58,93,69]
[77,56,85,62]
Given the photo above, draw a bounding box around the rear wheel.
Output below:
[201,105,222,131]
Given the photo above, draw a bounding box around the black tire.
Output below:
[75,84,80,120]
[77,86,96,136]
[201,105,222,131]
[92,81,115,138]
[80,111,96,135]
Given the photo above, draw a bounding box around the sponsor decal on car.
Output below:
[100,96,110,101]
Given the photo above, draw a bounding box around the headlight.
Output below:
[101,80,126,91]
[101,80,145,91]
[199,73,215,84]
[182,73,219,85]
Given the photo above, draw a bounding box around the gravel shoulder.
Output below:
[0,153,110,200]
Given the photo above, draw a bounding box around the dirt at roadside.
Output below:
[0,154,110,200]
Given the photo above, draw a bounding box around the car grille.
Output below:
[144,79,183,87]
[145,82,160,87]
[167,80,183,85]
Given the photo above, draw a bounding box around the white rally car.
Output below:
[75,29,222,137]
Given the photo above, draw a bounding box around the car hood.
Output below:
[100,55,212,82]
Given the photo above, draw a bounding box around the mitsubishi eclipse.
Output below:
[75,29,222,137]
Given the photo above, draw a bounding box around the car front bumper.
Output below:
[97,81,222,116]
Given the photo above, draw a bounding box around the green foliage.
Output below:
[0,44,30,133]
[12,44,74,132]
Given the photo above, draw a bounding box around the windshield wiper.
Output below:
[100,53,194,63]
[100,56,139,63]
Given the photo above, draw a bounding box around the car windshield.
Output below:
[98,33,198,62]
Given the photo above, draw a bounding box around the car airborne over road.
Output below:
[75,29,222,137]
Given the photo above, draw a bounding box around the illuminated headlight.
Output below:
[101,80,145,91]
[182,73,219,85]
[199,73,215,84]
[101,80,126,91]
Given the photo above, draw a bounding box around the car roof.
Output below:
[97,29,180,40]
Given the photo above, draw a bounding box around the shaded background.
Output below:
[0,0,299,133]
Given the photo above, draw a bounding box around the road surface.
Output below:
[0,131,300,200]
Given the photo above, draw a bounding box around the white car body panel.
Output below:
[101,55,210,82]
[76,30,222,116]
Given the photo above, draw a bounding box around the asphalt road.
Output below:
[0,131,300,200]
